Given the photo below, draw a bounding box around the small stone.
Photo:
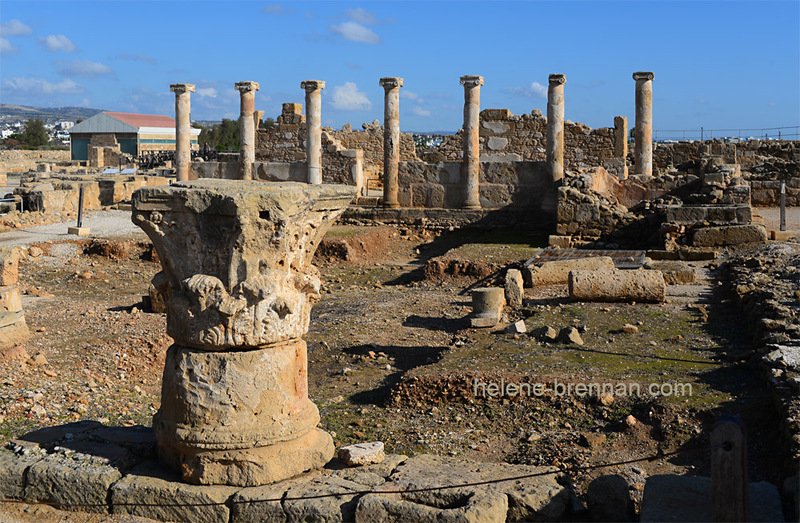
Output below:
[341,367,353,376]
[338,441,385,467]
[559,326,584,346]
[43,370,57,377]
[622,324,639,334]
[526,432,543,443]
[581,432,607,447]
[599,392,614,406]
[31,353,48,366]
[625,415,638,427]
[29,247,43,257]
[30,405,46,417]
[505,320,527,334]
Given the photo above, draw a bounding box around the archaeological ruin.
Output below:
[0,70,798,522]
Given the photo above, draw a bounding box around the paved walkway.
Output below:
[0,210,145,248]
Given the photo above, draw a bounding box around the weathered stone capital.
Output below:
[170,83,195,94]
[633,71,655,82]
[548,74,566,86]
[460,75,484,88]
[235,81,260,93]
[301,80,326,93]
[379,77,404,90]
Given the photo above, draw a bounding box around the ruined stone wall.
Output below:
[0,150,71,172]
[397,160,554,210]
[653,139,799,171]
[435,109,625,177]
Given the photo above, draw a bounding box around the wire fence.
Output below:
[653,125,800,143]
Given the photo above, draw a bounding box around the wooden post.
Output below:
[711,414,748,522]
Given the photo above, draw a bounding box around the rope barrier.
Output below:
[0,443,721,510]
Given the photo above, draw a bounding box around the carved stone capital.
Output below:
[132,180,356,350]
[633,71,655,82]
[234,81,260,93]
[379,77,404,90]
[460,75,484,88]
[301,80,326,93]
[548,74,566,86]
[170,83,195,94]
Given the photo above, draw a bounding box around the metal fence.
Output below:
[652,125,800,143]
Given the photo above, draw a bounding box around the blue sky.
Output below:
[1,1,798,134]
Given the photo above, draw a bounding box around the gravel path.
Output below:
[755,206,800,233]
[0,210,146,248]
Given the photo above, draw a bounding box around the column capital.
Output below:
[633,71,655,82]
[548,74,566,86]
[301,80,326,92]
[379,77,404,90]
[460,75,484,88]
[170,83,195,94]
[235,81,260,93]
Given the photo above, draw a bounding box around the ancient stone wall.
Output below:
[434,109,626,178]
[0,150,71,172]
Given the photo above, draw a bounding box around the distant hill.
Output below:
[0,105,104,125]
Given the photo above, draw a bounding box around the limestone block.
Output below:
[692,225,768,247]
[504,268,524,308]
[155,341,334,486]
[644,260,696,285]
[0,247,22,286]
[587,474,634,521]
[0,447,46,499]
[338,442,385,467]
[487,137,509,151]
[0,310,30,352]
[356,490,506,522]
[470,287,505,328]
[148,271,170,314]
[0,285,23,312]
[25,447,126,512]
[524,256,615,287]
[568,269,665,303]
[640,475,783,522]
[111,460,238,523]
[131,180,357,349]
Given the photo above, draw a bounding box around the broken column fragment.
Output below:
[460,75,484,209]
[0,247,29,360]
[169,84,195,182]
[546,74,566,183]
[524,256,616,287]
[132,179,356,486]
[380,77,403,208]
[504,268,524,308]
[301,80,326,185]
[569,269,665,303]
[235,81,260,181]
[470,287,505,328]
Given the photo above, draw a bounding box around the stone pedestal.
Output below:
[170,84,195,182]
[460,75,483,209]
[380,77,403,208]
[131,179,356,486]
[613,116,629,180]
[546,74,566,183]
[633,72,654,177]
[235,81,260,181]
[301,80,326,185]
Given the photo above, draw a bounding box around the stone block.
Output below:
[67,226,91,236]
[0,247,22,286]
[0,285,23,313]
[111,460,238,523]
[338,442,385,467]
[569,269,665,303]
[504,268,524,308]
[640,475,783,522]
[487,137,508,151]
[587,474,634,521]
[0,310,30,352]
[470,287,505,328]
[25,447,127,512]
[0,447,46,499]
[481,108,511,121]
[771,230,798,241]
[644,260,696,285]
[548,235,573,248]
[692,225,768,247]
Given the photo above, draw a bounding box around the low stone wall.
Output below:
[751,178,800,206]
[0,150,71,173]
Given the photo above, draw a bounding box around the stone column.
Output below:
[546,74,566,183]
[379,77,403,208]
[234,81,260,181]
[633,71,655,177]
[614,116,629,180]
[460,75,484,209]
[301,80,325,184]
[170,83,195,182]
[132,179,356,486]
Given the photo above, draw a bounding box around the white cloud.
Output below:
[264,4,292,15]
[116,53,157,65]
[345,62,360,70]
[80,98,90,106]
[0,19,33,37]
[56,59,113,78]
[40,34,77,53]
[3,76,85,95]
[509,81,547,99]
[330,21,381,44]
[344,8,377,25]
[0,37,17,54]
[330,82,371,110]
[412,106,431,117]
[402,90,423,103]
[196,87,218,98]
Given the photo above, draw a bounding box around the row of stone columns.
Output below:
[170,71,655,191]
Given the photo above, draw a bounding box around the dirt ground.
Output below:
[0,223,792,521]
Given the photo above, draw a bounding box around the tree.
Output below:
[197,119,240,150]
[20,119,49,147]
[260,117,276,130]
